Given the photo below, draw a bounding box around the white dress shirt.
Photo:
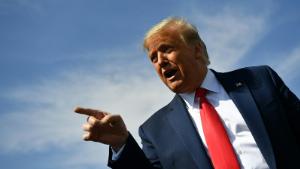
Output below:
[179,69,269,169]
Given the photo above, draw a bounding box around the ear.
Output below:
[194,42,203,60]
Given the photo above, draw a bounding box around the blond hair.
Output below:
[143,17,210,65]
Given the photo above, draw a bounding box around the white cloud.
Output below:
[0,49,173,167]
[274,46,300,81]
[189,6,269,71]
[60,143,109,169]
[0,2,275,168]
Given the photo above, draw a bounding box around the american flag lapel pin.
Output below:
[235,82,243,87]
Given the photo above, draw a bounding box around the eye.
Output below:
[160,45,173,54]
[150,53,158,63]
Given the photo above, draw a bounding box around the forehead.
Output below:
[146,30,183,52]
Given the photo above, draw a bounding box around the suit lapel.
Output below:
[213,69,276,169]
[166,95,213,169]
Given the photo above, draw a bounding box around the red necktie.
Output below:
[196,88,240,169]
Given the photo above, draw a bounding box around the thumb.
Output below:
[101,114,126,128]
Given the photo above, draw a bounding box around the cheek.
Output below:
[176,62,186,74]
[153,64,163,76]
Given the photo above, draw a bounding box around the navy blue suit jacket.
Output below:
[108,66,300,169]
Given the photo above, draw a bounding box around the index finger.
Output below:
[74,107,105,118]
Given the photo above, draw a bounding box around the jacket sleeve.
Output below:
[266,66,300,142]
[107,131,162,169]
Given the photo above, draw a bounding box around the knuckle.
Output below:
[85,124,92,131]
[86,124,93,131]
[88,117,97,125]
[83,133,91,140]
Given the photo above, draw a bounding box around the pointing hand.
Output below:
[74,107,129,151]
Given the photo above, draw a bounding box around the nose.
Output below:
[157,51,168,67]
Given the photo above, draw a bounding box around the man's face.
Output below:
[146,30,207,93]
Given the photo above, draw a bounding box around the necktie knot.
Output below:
[195,88,208,98]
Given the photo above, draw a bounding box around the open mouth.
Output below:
[164,69,177,79]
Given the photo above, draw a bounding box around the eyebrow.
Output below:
[149,42,172,54]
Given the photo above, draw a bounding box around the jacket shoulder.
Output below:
[140,95,178,130]
[213,65,276,86]
[213,65,273,75]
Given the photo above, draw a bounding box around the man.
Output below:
[74,18,300,169]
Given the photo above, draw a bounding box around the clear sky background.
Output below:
[0,0,299,169]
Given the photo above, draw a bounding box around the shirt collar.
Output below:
[201,69,220,93]
[179,69,220,108]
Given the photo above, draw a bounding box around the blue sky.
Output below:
[0,0,299,169]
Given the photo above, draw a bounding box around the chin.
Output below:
[164,78,188,93]
[167,83,184,93]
